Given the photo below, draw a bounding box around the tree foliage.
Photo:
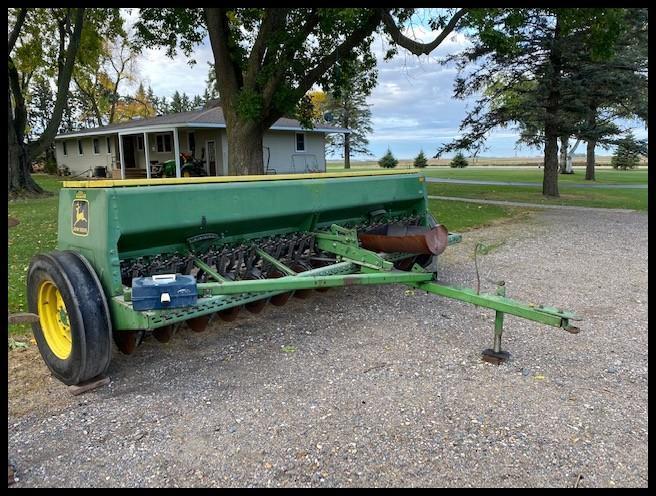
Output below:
[9,8,124,193]
[133,7,468,174]
[378,148,398,168]
[436,8,627,196]
[413,150,428,168]
[320,56,376,167]
[611,132,645,170]
[450,152,468,168]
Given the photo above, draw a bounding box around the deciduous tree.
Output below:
[134,8,467,175]
[8,8,123,194]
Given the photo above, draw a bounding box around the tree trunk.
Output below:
[559,136,568,173]
[543,133,560,197]
[8,87,43,195]
[8,8,84,195]
[542,13,562,197]
[586,140,596,181]
[344,133,351,169]
[585,109,597,181]
[226,120,264,175]
[565,138,581,174]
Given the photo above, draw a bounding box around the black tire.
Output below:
[27,251,112,385]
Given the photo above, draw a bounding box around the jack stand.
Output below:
[482,281,511,365]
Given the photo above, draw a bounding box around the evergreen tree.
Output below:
[192,95,203,109]
[437,9,626,197]
[413,150,428,168]
[450,152,468,168]
[156,96,170,115]
[170,91,184,113]
[180,92,192,111]
[611,132,643,170]
[322,57,376,169]
[378,148,398,169]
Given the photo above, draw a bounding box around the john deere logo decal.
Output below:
[72,199,89,236]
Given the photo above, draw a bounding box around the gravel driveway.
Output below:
[8,208,648,488]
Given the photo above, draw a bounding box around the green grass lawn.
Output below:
[327,162,648,185]
[8,175,63,335]
[427,183,648,211]
[428,199,528,233]
[422,168,648,185]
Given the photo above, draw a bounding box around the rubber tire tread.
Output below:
[27,251,112,385]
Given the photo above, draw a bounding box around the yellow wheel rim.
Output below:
[37,280,72,359]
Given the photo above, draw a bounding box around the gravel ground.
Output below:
[8,208,648,488]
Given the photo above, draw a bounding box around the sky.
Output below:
[125,9,647,160]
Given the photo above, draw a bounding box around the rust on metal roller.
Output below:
[358,223,449,256]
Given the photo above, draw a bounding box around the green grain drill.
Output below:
[26,171,580,386]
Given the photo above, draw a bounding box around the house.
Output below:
[53,102,349,178]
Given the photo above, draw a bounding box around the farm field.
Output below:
[327,155,648,171]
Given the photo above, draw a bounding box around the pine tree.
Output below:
[322,57,376,169]
[450,152,469,168]
[413,150,428,168]
[192,95,203,109]
[170,91,184,113]
[611,132,642,170]
[378,148,398,169]
[180,92,192,112]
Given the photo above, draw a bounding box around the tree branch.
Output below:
[8,8,27,56]
[244,9,290,90]
[380,8,467,56]
[292,10,382,106]
[30,8,85,158]
[261,9,320,110]
[8,57,27,144]
[205,8,242,121]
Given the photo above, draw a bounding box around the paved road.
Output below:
[426,177,647,189]
[427,195,639,213]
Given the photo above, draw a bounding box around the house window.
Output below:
[137,135,144,151]
[295,132,305,152]
[156,134,172,153]
[106,137,112,154]
[62,141,68,156]
[78,140,84,155]
[188,132,196,155]
[93,138,100,155]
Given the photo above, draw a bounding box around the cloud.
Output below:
[138,43,214,97]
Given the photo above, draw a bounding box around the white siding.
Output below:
[56,129,327,176]
[262,131,326,173]
[55,136,115,175]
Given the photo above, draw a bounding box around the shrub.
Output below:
[450,152,469,168]
[611,134,641,170]
[413,150,428,168]
[378,148,398,169]
[44,159,58,175]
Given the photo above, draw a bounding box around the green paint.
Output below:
[33,171,580,349]
[414,281,576,328]
[54,174,428,331]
